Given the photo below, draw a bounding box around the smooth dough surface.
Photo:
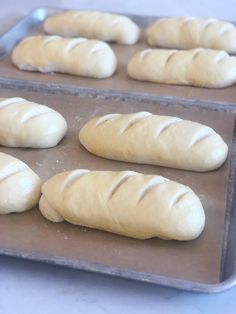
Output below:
[79,112,228,172]
[146,17,236,54]
[39,169,205,241]
[127,48,236,88]
[0,97,67,148]
[12,35,117,78]
[0,152,41,214]
[44,10,140,45]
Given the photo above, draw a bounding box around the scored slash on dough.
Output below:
[220,25,235,35]
[0,97,25,109]
[108,172,135,200]
[217,56,228,63]
[42,36,61,48]
[170,189,190,208]
[137,177,168,204]
[89,43,106,55]
[95,114,121,127]
[65,38,88,53]
[63,169,90,190]
[139,49,152,61]
[20,108,54,123]
[215,51,229,63]
[190,133,214,147]
[190,128,215,147]
[0,167,27,184]
[120,112,152,134]
[166,51,178,63]
[155,118,182,137]
[203,20,217,30]
[192,49,204,60]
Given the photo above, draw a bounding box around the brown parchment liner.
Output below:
[0,88,234,284]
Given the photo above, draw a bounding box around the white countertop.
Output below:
[1,1,236,313]
[1,255,236,314]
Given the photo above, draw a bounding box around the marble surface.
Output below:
[1,1,236,313]
[1,255,236,314]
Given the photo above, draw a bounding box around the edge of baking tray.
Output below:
[219,119,236,285]
[0,78,236,113]
[0,8,49,59]
[0,244,235,294]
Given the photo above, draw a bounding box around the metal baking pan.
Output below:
[0,86,235,293]
[0,7,236,107]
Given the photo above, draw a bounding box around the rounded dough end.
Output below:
[29,122,68,148]
[167,191,205,241]
[202,145,228,171]
[190,135,228,172]
[91,46,117,78]
[0,171,41,214]
[117,24,140,45]
[39,195,64,222]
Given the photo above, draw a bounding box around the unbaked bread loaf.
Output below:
[0,97,67,148]
[0,152,41,214]
[44,10,140,45]
[146,17,236,54]
[79,112,228,172]
[39,169,205,240]
[127,48,236,88]
[12,35,117,78]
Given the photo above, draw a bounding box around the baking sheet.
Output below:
[0,8,236,105]
[0,88,234,289]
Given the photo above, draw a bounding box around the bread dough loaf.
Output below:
[39,169,205,240]
[12,35,117,78]
[79,112,228,172]
[146,17,236,54]
[0,152,41,214]
[44,10,140,45]
[127,48,236,88]
[0,97,67,148]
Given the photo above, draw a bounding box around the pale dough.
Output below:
[44,10,140,45]
[127,48,236,88]
[146,17,236,54]
[79,112,228,172]
[12,35,117,79]
[39,169,205,241]
[0,152,41,214]
[0,97,67,148]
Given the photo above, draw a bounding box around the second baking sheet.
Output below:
[0,8,236,105]
[0,88,234,286]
